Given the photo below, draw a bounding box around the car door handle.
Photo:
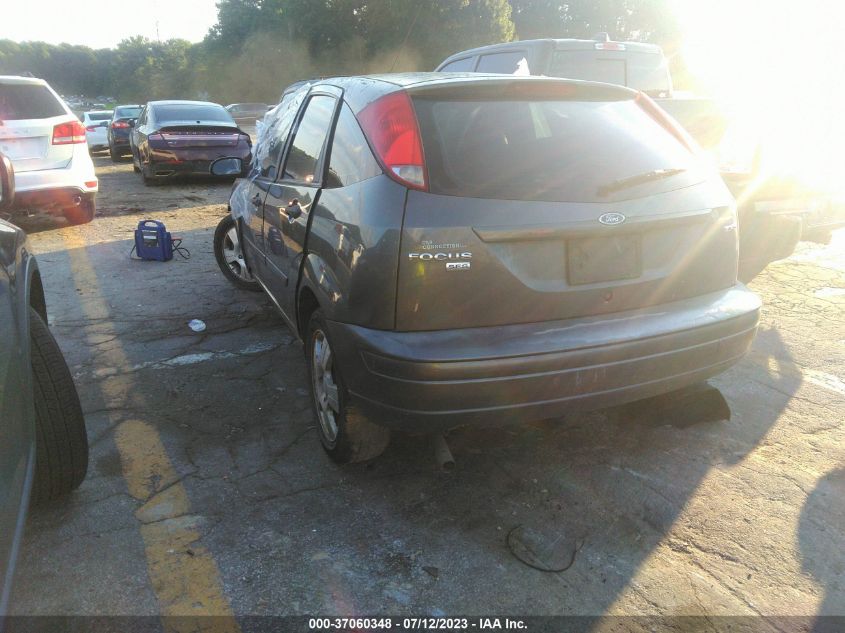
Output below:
[251,193,262,207]
[284,199,303,222]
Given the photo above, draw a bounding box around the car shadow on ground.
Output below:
[12,221,812,618]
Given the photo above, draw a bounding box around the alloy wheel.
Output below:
[311,330,340,443]
[222,225,253,282]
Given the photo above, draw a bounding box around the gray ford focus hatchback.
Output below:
[218,73,761,463]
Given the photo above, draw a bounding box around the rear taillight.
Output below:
[357,91,427,191]
[52,120,86,145]
[85,125,97,132]
[635,92,697,153]
[112,121,130,129]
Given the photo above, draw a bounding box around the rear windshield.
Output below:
[88,111,113,121]
[0,83,65,120]
[412,96,701,203]
[115,106,142,119]
[154,104,234,124]
[548,50,671,96]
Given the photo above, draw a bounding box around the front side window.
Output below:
[326,104,381,188]
[282,95,336,184]
[476,52,530,75]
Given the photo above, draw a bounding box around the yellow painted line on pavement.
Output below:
[60,229,240,633]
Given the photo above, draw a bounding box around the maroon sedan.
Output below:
[129,100,252,185]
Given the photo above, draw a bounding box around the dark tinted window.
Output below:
[440,57,475,72]
[154,104,234,124]
[326,104,382,188]
[549,50,672,96]
[283,95,336,183]
[115,106,142,119]
[0,83,65,120]
[88,111,112,121]
[476,51,530,74]
[259,88,309,178]
[413,97,700,203]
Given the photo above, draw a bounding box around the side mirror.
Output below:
[128,119,136,127]
[0,153,15,210]
[210,157,243,176]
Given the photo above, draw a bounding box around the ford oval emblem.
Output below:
[598,212,626,226]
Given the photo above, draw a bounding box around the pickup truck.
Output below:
[436,36,844,280]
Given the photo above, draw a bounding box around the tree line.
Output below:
[0,0,682,105]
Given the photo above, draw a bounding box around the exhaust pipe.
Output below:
[433,433,455,471]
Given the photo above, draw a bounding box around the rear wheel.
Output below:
[64,197,95,225]
[142,163,160,186]
[131,147,141,173]
[306,310,390,463]
[109,143,120,162]
[30,307,88,503]
[214,215,260,291]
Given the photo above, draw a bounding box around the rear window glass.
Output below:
[154,104,234,124]
[412,97,700,203]
[88,112,113,121]
[115,106,142,119]
[0,84,65,120]
[476,52,531,75]
[548,50,672,96]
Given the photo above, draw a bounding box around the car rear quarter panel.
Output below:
[299,174,407,331]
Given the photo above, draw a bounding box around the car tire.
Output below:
[64,197,95,225]
[214,215,260,291]
[30,307,88,504]
[306,310,390,464]
[142,163,160,186]
[109,144,120,162]
[131,148,141,173]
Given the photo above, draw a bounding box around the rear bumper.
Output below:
[327,285,761,431]
[148,147,251,178]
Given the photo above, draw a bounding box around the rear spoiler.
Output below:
[405,77,637,102]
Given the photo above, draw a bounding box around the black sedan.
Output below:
[0,154,88,614]
[129,100,252,186]
[107,104,142,161]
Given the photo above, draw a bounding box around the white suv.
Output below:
[0,75,98,224]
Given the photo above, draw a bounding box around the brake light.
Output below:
[635,92,697,153]
[112,120,130,129]
[357,91,427,190]
[85,125,97,132]
[52,120,86,145]
[595,42,626,51]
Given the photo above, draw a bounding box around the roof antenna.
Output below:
[390,3,423,72]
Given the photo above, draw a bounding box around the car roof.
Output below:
[148,100,225,107]
[444,38,664,59]
[0,75,48,86]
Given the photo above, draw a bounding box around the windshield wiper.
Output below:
[597,168,687,197]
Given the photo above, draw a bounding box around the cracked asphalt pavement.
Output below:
[7,156,845,626]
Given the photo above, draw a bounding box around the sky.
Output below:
[0,0,220,49]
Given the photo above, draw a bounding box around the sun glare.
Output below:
[671,0,845,196]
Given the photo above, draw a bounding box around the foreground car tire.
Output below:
[30,307,88,503]
[306,310,390,463]
[214,215,260,291]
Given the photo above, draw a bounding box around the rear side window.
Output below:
[0,84,65,120]
[326,104,381,188]
[413,97,700,203]
[476,52,530,75]
[440,57,475,72]
[283,95,336,184]
[154,104,234,124]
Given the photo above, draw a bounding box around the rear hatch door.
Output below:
[0,82,74,172]
[395,80,737,331]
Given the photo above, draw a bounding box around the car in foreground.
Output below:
[130,100,251,185]
[214,73,761,464]
[0,75,98,224]
[0,153,89,614]
[107,104,142,160]
[225,102,270,127]
[81,110,112,153]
